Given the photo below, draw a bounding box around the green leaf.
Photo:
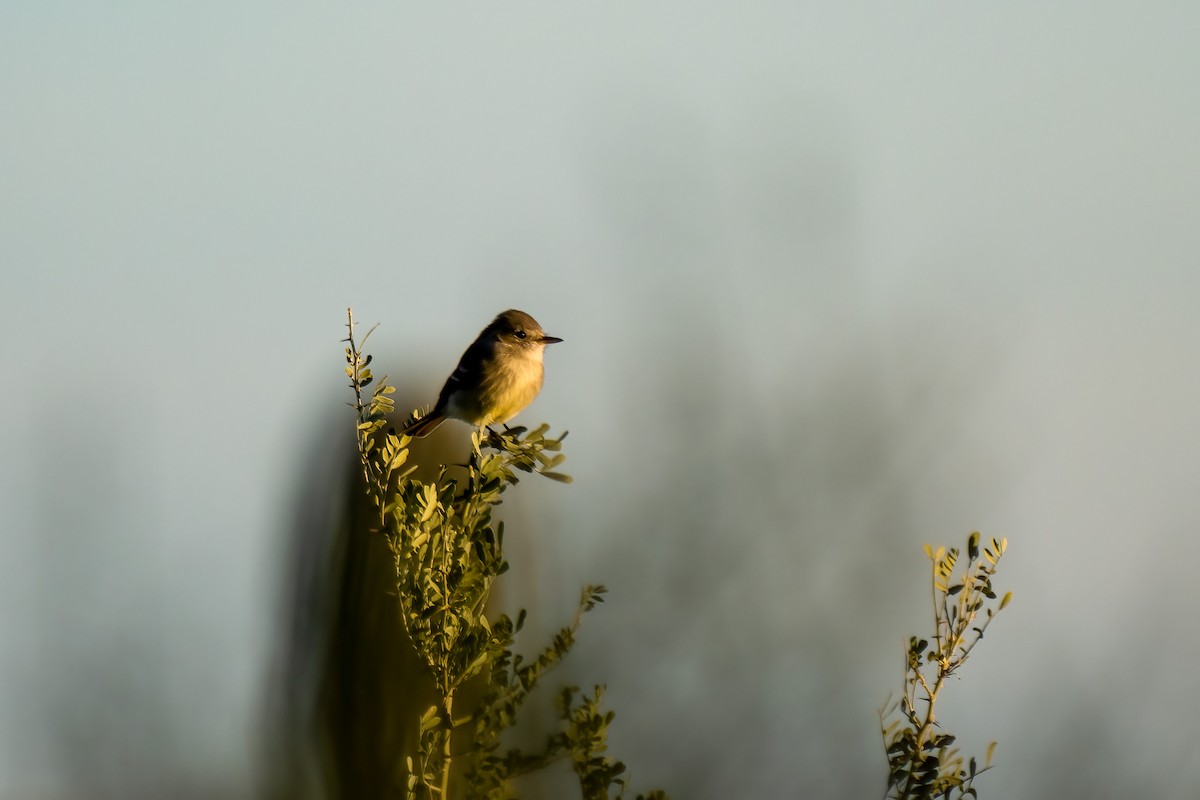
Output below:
[419,705,442,734]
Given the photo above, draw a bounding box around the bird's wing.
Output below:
[433,336,492,412]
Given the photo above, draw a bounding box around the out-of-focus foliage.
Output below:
[881,533,1012,800]
[344,310,666,800]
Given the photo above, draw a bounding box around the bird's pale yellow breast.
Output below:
[473,348,545,426]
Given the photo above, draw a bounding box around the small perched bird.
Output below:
[401,310,562,438]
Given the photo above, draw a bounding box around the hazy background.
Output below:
[3,3,1199,798]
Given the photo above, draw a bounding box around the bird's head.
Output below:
[489,309,562,353]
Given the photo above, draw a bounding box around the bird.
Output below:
[401,310,562,438]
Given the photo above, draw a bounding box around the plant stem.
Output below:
[440,692,454,798]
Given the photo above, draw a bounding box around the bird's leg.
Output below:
[482,425,501,448]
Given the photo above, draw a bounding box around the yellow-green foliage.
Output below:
[881,533,1012,800]
[344,310,667,800]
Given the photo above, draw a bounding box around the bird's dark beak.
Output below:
[541,335,563,344]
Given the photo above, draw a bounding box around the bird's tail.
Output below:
[401,414,445,438]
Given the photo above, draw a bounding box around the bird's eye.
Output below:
[515,330,527,340]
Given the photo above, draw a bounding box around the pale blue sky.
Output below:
[2,3,1198,798]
